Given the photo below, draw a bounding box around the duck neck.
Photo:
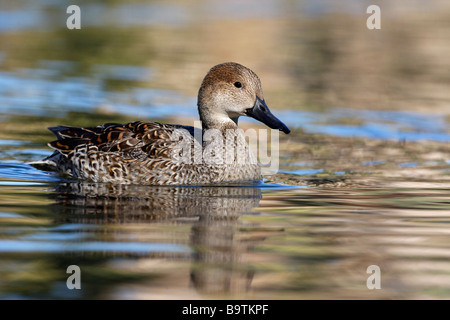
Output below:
[199,109,239,133]
[198,110,255,166]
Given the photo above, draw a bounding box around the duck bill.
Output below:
[245,97,290,134]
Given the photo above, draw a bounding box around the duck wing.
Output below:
[48,121,195,160]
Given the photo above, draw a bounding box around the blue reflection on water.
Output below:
[258,181,306,189]
[0,68,195,117]
[1,58,449,142]
[0,240,192,253]
[3,65,449,142]
[280,169,324,175]
[398,162,419,168]
[0,9,44,32]
[0,160,59,182]
[361,160,385,166]
[273,109,450,142]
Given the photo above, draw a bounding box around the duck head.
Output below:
[198,62,290,134]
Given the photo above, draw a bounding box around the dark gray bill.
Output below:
[245,97,290,134]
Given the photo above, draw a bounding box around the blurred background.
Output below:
[0,0,450,300]
[2,0,450,119]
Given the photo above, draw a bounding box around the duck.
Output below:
[34,62,290,185]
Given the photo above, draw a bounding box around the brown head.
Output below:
[197,62,290,134]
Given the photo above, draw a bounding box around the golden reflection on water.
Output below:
[2,181,447,299]
[54,183,262,297]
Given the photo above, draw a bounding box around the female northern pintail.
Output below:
[35,62,290,185]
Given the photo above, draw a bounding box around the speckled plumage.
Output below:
[35,62,290,185]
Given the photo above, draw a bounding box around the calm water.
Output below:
[1,0,450,300]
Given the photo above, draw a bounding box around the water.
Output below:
[1,0,450,300]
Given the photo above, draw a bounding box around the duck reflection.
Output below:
[51,181,262,295]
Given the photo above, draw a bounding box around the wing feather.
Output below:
[48,121,194,160]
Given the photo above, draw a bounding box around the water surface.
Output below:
[1,0,450,300]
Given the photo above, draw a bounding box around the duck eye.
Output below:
[234,81,242,88]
